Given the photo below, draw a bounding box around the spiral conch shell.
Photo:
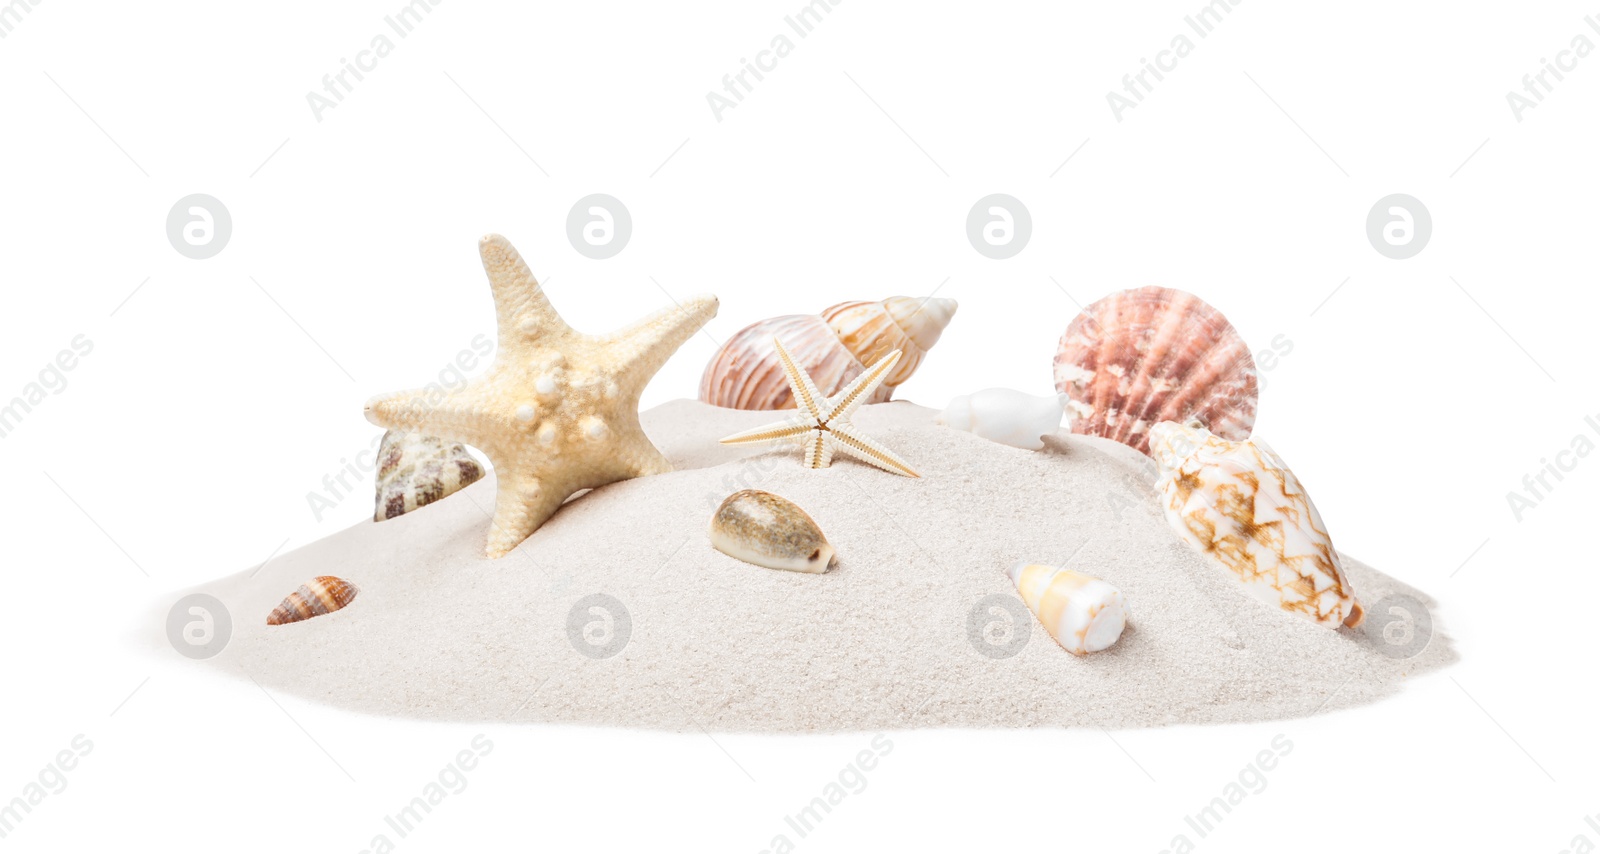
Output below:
[266,576,359,626]
[939,388,1065,451]
[1148,421,1364,629]
[1053,287,1257,455]
[709,489,836,573]
[374,430,484,521]
[700,296,957,410]
[1007,562,1129,655]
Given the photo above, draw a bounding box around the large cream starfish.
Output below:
[364,234,718,558]
[718,338,919,477]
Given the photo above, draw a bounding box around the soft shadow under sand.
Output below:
[150,400,1456,733]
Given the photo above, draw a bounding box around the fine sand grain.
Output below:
[164,400,1453,732]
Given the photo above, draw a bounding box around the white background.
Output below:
[2,0,1595,851]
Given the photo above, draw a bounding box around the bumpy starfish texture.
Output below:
[718,338,919,478]
[364,234,718,558]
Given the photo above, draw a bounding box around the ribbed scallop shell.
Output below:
[1148,421,1363,629]
[1053,287,1257,455]
[374,430,484,522]
[266,576,359,626]
[700,296,956,410]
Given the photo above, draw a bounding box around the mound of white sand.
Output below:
[174,400,1451,731]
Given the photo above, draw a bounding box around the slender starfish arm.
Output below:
[718,417,814,446]
[825,349,901,423]
[608,295,720,380]
[804,429,833,469]
[773,337,831,419]
[479,234,573,347]
[828,422,920,478]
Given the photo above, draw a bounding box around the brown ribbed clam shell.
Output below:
[1052,287,1257,455]
[699,297,956,410]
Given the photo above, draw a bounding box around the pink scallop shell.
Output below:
[1052,287,1258,455]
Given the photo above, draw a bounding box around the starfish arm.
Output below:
[825,349,902,423]
[606,295,719,386]
[804,429,834,469]
[827,422,920,478]
[718,415,814,446]
[773,337,832,420]
[484,468,569,559]
[363,386,508,457]
[479,234,573,347]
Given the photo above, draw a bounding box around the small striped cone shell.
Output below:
[700,296,957,409]
[1053,286,1257,455]
[266,576,359,626]
[374,429,484,522]
[1148,421,1364,629]
[1007,562,1129,655]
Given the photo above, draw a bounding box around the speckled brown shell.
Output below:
[374,430,484,521]
[708,489,836,573]
[266,576,359,626]
[1052,287,1257,455]
[699,297,956,410]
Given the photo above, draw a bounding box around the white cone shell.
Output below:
[1007,562,1129,655]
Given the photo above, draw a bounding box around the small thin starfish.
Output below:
[718,338,920,477]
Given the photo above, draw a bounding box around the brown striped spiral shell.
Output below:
[266,576,359,626]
